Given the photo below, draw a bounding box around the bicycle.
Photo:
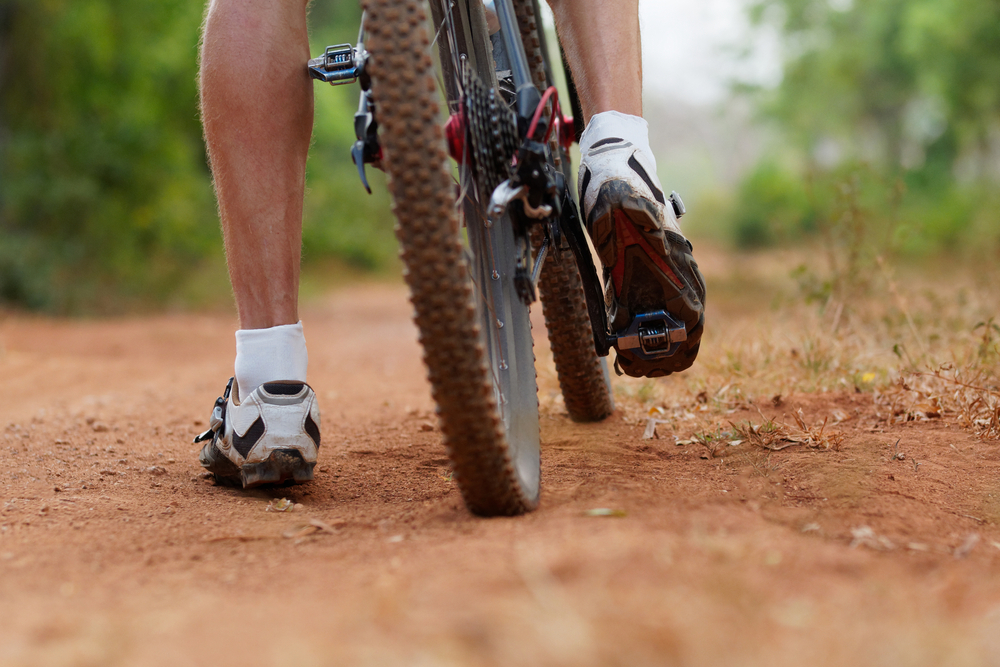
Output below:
[308,0,688,516]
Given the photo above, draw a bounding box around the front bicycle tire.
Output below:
[364,0,539,516]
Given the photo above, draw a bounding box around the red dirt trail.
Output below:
[1,284,1000,666]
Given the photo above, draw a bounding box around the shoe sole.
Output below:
[610,240,704,377]
[200,441,315,488]
[587,182,706,378]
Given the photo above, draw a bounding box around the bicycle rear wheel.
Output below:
[364,0,539,515]
[513,0,615,423]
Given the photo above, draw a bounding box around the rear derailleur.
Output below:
[486,135,560,305]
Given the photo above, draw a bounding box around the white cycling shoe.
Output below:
[195,378,320,488]
[578,135,706,378]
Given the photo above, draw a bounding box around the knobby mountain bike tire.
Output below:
[364,0,539,516]
[512,0,615,423]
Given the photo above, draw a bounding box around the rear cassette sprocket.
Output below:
[462,63,519,204]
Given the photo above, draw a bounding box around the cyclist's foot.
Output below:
[194,378,320,488]
[578,118,706,378]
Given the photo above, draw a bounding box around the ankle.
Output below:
[234,321,309,398]
[579,111,656,171]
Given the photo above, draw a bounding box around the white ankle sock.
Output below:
[234,321,308,399]
[579,111,657,172]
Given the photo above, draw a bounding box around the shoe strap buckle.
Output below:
[193,378,233,444]
[669,191,686,219]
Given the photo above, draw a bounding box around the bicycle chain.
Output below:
[462,62,519,205]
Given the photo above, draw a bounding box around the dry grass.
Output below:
[610,244,1000,442]
[730,406,845,451]
[878,367,1000,440]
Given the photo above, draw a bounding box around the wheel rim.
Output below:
[440,1,541,502]
[464,185,540,498]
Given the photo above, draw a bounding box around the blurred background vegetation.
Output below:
[0,0,391,313]
[725,0,1000,260]
[0,0,996,314]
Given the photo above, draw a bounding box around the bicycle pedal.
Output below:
[612,311,687,360]
[309,44,361,85]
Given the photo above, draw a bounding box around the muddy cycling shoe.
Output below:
[194,378,320,488]
[579,138,706,378]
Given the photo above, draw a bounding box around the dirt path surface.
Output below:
[2,283,1000,666]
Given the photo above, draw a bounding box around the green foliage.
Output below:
[731,160,812,247]
[0,0,394,313]
[750,0,1000,168]
[729,0,1000,258]
[305,2,395,271]
[1,0,218,311]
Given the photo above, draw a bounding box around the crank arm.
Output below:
[556,172,614,357]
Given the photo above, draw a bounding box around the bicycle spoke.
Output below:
[464,226,508,368]
[438,3,507,400]
[437,0,464,98]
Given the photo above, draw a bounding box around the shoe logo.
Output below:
[233,417,265,458]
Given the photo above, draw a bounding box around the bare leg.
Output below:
[545,0,642,124]
[200,0,313,330]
